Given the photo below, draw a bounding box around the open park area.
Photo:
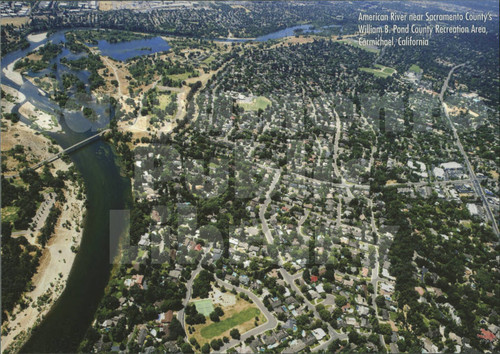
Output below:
[188,295,265,345]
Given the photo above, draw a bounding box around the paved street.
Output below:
[177,263,203,330]
[440,64,499,236]
[217,278,278,352]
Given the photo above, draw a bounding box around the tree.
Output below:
[169,318,185,340]
[303,268,310,282]
[214,307,224,317]
[180,342,193,353]
[277,312,287,321]
[377,323,392,336]
[375,295,386,308]
[335,295,347,308]
[192,270,214,298]
[348,330,365,345]
[230,328,240,340]
[201,343,211,353]
[189,337,198,347]
[199,224,221,242]
[210,339,221,350]
[319,309,331,322]
[126,305,143,327]
[210,311,220,322]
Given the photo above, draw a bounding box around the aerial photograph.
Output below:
[0,1,499,353]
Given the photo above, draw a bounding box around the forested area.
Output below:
[381,188,499,351]
[1,166,80,317]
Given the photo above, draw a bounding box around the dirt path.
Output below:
[100,55,128,98]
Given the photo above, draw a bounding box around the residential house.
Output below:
[312,328,327,341]
[239,274,250,286]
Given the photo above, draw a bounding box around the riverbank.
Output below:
[2,59,24,86]
[1,84,26,113]
[18,101,62,132]
[1,183,86,353]
[27,32,47,43]
[1,120,86,353]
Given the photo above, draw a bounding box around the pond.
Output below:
[96,36,171,61]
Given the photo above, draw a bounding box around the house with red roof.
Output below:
[310,275,318,283]
[478,328,496,342]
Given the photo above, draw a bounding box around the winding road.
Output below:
[216,278,278,352]
[177,263,203,330]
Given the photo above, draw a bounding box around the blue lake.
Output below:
[96,36,171,61]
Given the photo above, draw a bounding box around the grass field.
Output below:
[158,94,171,110]
[203,56,215,64]
[360,64,395,78]
[1,206,19,223]
[337,38,379,53]
[1,16,29,27]
[200,307,261,339]
[167,72,192,81]
[194,299,214,316]
[409,64,423,73]
[239,96,271,111]
[189,297,265,345]
[375,64,396,74]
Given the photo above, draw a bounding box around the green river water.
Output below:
[21,128,131,352]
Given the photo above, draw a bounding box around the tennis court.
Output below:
[193,299,214,316]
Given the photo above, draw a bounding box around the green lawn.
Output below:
[337,39,379,53]
[375,64,396,75]
[158,94,171,110]
[360,68,390,78]
[239,96,271,111]
[167,72,192,81]
[203,56,215,64]
[360,64,395,78]
[409,64,423,73]
[1,206,19,223]
[193,299,214,316]
[200,307,260,339]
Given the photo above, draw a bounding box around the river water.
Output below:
[2,30,131,353]
[0,23,340,352]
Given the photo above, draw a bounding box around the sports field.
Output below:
[193,299,214,316]
[200,307,260,338]
[239,96,271,111]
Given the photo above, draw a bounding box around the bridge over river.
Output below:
[4,129,109,179]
